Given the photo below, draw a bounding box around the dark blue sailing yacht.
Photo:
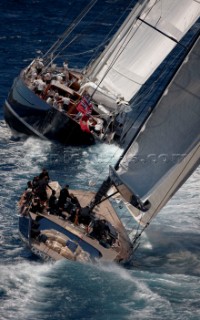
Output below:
[4,0,200,145]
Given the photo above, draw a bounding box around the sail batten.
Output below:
[137,17,182,44]
[111,32,200,224]
[88,0,200,102]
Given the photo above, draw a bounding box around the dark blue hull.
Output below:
[4,75,94,145]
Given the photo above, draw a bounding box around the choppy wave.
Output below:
[1,257,200,320]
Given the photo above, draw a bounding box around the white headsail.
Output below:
[86,0,200,104]
[110,32,200,226]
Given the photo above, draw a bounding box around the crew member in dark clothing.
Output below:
[38,175,49,189]
[57,185,70,207]
[39,168,50,181]
[68,206,93,226]
[48,190,58,215]
[89,219,110,241]
[30,197,44,213]
[78,206,93,225]
[57,185,70,219]
[32,176,40,190]
[35,176,49,202]
[65,193,81,213]
[23,181,33,203]
[26,181,33,190]
[70,194,81,208]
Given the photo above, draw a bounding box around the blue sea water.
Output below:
[0,1,200,319]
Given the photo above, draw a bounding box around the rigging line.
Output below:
[59,48,97,58]
[42,35,80,72]
[47,0,98,58]
[53,30,121,60]
[42,3,74,50]
[61,4,111,62]
[49,33,82,60]
[43,0,98,60]
[32,4,75,59]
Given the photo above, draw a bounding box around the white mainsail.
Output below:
[110,32,200,226]
[86,0,200,103]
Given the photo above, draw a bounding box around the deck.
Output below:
[30,189,133,263]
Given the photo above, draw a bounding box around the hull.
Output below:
[18,188,133,264]
[4,75,94,145]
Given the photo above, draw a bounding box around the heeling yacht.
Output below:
[4,0,200,145]
[18,27,200,264]
[18,181,133,264]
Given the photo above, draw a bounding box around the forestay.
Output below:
[112,33,200,225]
[88,0,200,102]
